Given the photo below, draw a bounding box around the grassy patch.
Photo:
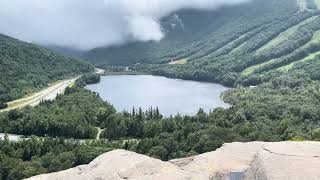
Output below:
[278,51,320,72]
[242,30,320,75]
[315,0,320,9]
[229,33,252,54]
[258,15,318,52]
[278,30,320,71]
[297,0,307,10]
[168,59,188,65]
[242,60,276,76]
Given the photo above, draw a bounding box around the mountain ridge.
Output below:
[83,0,320,87]
[0,33,93,107]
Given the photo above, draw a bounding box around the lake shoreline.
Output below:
[86,75,230,116]
[103,71,148,76]
[101,72,232,88]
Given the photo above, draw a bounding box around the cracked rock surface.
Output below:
[25,141,320,180]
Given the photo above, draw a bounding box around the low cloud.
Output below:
[0,0,250,50]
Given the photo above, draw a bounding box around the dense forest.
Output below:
[133,3,320,87]
[0,86,110,139]
[0,137,120,180]
[84,0,304,66]
[0,34,93,108]
[2,0,320,179]
[2,67,320,179]
[85,0,320,88]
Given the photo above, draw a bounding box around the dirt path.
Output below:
[96,127,105,140]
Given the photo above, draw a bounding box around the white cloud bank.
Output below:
[0,0,251,50]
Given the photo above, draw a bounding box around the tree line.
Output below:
[0,33,93,109]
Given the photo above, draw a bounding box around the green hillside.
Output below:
[84,0,289,66]
[83,0,320,87]
[3,1,320,178]
[0,34,93,106]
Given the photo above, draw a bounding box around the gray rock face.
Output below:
[26,141,320,180]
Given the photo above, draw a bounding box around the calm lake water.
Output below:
[86,75,230,116]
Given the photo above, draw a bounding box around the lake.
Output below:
[85,75,230,116]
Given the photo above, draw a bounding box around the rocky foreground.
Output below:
[26,141,320,180]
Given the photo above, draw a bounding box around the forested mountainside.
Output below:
[0,34,93,106]
[84,0,279,65]
[3,0,320,179]
[84,0,320,86]
[2,72,320,179]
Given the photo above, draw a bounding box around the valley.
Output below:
[1,0,320,179]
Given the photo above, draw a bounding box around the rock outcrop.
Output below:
[26,141,320,180]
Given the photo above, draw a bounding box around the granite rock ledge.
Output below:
[26,141,320,180]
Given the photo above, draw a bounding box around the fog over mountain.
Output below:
[0,0,250,50]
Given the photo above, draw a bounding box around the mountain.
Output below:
[45,46,85,59]
[83,0,320,86]
[83,0,298,66]
[2,1,320,179]
[0,33,93,105]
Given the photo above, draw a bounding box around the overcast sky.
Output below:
[0,0,250,50]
